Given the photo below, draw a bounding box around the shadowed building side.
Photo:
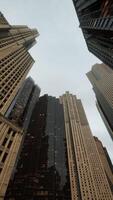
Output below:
[72,0,113,69]
[5,95,71,200]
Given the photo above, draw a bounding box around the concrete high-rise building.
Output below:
[0,13,39,199]
[61,92,113,200]
[5,92,113,200]
[87,63,113,140]
[72,0,113,68]
[0,12,39,115]
[94,136,113,192]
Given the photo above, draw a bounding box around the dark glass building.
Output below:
[72,0,113,68]
[4,77,40,181]
[5,95,71,200]
[6,77,40,130]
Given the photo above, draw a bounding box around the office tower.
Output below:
[5,92,113,200]
[94,137,113,192]
[72,0,113,68]
[0,13,39,199]
[0,12,39,115]
[61,92,113,200]
[5,95,72,200]
[87,63,113,140]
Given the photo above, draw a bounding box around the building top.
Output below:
[0,12,10,28]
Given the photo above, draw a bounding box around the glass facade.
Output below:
[5,95,71,200]
[73,0,113,69]
[6,77,40,130]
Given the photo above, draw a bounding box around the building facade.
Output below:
[61,92,113,200]
[0,13,39,198]
[72,0,113,68]
[0,77,40,199]
[87,63,113,140]
[0,12,39,115]
[94,136,113,193]
[6,77,40,130]
[5,92,113,200]
[5,95,72,200]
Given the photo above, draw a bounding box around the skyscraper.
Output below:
[0,12,39,115]
[87,63,113,140]
[94,136,113,193]
[6,77,40,130]
[0,78,40,199]
[5,95,72,200]
[61,92,113,199]
[5,92,113,200]
[0,13,39,198]
[72,0,113,68]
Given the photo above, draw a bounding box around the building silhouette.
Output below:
[0,13,39,198]
[5,92,113,200]
[72,0,113,68]
[87,63,113,140]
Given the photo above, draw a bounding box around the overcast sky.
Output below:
[1,0,113,162]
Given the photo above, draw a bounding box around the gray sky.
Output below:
[1,0,113,162]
